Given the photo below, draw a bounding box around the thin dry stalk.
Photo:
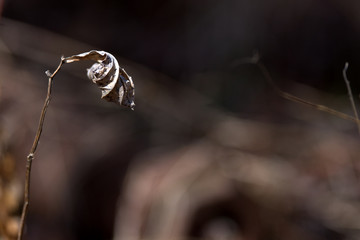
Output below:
[235,54,360,125]
[342,62,360,135]
[17,50,135,240]
[17,57,65,240]
[256,61,360,123]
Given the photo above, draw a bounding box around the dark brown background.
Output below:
[4,0,360,92]
[1,1,360,240]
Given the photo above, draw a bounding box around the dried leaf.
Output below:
[64,50,135,110]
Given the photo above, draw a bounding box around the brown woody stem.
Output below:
[17,57,65,240]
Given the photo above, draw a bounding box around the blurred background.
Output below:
[1,0,360,240]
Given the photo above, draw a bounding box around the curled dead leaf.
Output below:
[64,50,135,110]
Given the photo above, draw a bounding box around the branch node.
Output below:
[45,70,51,77]
[27,153,34,160]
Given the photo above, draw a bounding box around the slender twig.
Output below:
[342,62,360,135]
[17,50,134,240]
[233,53,360,124]
[17,57,65,240]
[233,54,360,124]
[255,61,360,123]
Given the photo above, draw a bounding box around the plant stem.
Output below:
[255,61,360,124]
[17,57,65,240]
[234,53,360,124]
[342,62,360,135]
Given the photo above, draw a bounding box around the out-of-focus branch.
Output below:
[342,62,360,135]
[235,53,360,125]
